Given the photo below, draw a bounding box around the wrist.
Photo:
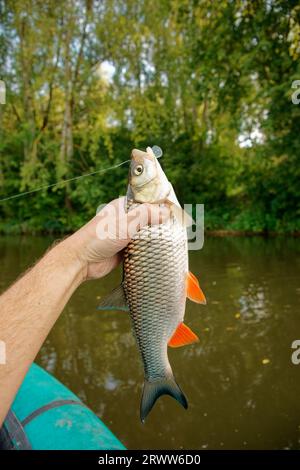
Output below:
[51,236,88,286]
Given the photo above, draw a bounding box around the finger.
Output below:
[95,203,171,256]
[87,253,123,279]
[118,204,170,241]
[99,252,123,276]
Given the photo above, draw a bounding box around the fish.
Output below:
[97,146,206,422]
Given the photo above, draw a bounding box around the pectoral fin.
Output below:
[165,200,194,227]
[168,322,199,348]
[97,284,129,312]
[186,271,206,304]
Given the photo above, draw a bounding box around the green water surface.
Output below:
[0,236,299,449]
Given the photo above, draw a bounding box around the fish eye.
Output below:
[134,164,144,176]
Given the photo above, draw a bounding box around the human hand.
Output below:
[64,197,170,281]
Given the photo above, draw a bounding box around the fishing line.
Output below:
[0,159,131,203]
[0,145,163,203]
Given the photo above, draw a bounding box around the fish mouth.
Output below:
[131,148,154,161]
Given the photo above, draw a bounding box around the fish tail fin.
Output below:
[140,376,188,423]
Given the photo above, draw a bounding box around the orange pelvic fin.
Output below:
[168,322,199,348]
[186,271,206,304]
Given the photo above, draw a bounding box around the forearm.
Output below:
[0,200,167,427]
[0,238,84,426]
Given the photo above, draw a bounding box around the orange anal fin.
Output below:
[168,322,199,348]
[186,271,206,304]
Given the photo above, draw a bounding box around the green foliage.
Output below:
[0,0,299,234]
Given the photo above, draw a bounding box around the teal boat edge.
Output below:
[9,363,125,450]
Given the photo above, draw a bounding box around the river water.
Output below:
[0,235,299,449]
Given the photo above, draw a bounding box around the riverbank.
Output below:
[0,223,299,238]
[205,230,300,237]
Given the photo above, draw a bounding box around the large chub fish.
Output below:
[98,146,206,422]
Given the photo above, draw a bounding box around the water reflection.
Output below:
[0,235,300,449]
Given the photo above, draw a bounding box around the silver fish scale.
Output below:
[123,200,188,381]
